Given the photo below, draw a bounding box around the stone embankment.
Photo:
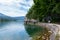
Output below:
[36,23,60,40]
[25,20,60,40]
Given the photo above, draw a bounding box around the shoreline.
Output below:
[24,21,60,40]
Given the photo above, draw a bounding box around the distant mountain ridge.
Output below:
[0,13,25,21]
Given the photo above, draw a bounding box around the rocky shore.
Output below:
[37,23,60,40]
[24,20,60,40]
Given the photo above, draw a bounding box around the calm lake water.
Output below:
[0,21,48,40]
[0,21,31,40]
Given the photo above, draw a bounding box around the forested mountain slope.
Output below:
[26,0,60,23]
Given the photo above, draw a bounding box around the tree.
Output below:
[26,0,60,23]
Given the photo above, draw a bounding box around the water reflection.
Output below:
[25,24,51,40]
[0,21,30,40]
[0,21,51,40]
[24,24,44,36]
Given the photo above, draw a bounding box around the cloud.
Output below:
[19,3,30,7]
[0,0,33,17]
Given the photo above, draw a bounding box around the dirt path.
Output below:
[36,23,60,40]
[25,21,60,40]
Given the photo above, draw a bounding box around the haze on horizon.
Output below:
[0,0,33,17]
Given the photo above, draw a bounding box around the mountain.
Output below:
[13,16,25,20]
[0,13,14,21]
[26,0,60,23]
[13,16,25,21]
[0,13,25,21]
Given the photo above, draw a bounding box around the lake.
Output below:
[0,21,30,40]
[0,21,50,40]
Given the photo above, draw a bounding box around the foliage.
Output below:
[26,0,60,22]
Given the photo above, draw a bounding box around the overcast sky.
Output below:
[0,0,33,17]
